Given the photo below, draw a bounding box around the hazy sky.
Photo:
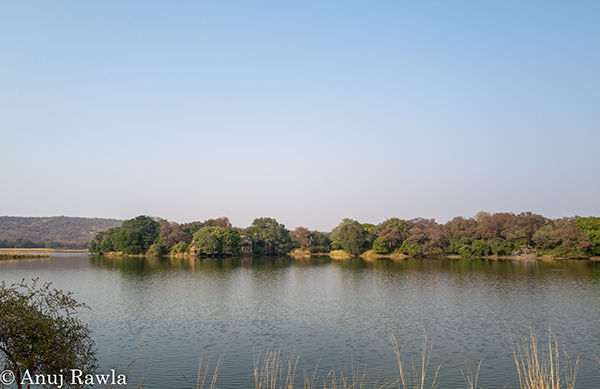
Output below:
[1,1,599,231]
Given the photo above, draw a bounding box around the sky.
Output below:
[1,1,599,231]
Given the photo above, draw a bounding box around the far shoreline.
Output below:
[86,249,600,262]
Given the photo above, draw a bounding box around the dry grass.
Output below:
[390,331,440,389]
[510,327,579,389]
[101,329,584,388]
[194,353,224,389]
[0,252,51,260]
[253,347,300,389]
[459,350,481,389]
[329,250,352,260]
[249,333,441,389]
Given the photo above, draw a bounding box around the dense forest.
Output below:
[0,216,122,249]
[89,213,600,259]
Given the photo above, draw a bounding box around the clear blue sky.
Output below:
[1,1,598,231]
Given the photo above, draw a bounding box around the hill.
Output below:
[0,216,123,249]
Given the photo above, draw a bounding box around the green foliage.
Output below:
[88,226,119,253]
[511,237,530,252]
[182,222,204,236]
[112,216,161,254]
[86,212,600,259]
[458,244,473,259]
[169,241,189,254]
[551,218,592,258]
[447,238,470,255]
[574,216,600,255]
[191,226,241,255]
[193,228,221,255]
[147,243,167,256]
[532,224,556,250]
[330,240,342,250]
[471,239,491,257]
[0,279,98,389]
[244,218,292,255]
[333,219,368,255]
[489,238,513,256]
[311,231,331,252]
[212,227,241,255]
[372,236,391,254]
[551,245,588,259]
[308,245,330,253]
[398,239,421,256]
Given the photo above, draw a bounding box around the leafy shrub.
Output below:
[0,279,98,389]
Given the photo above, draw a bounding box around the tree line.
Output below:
[88,212,600,259]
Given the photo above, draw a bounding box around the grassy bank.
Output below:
[296,250,595,262]
[0,252,51,260]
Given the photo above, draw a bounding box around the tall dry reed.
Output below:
[510,327,579,389]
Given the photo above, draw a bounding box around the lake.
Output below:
[1,254,599,388]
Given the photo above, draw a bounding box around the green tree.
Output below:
[330,240,343,250]
[0,279,98,389]
[489,237,513,256]
[471,239,491,257]
[331,219,368,255]
[574,216,600,256]
[244,217,292,255]
[169,241,189,255]
[447,238,471,255]
[532,224,557,250]
[372,236,390,254]
[112,216,160,254]
[212,227,241,255]
[182,221,204,236]
[193,228,221,255]
[458,244,473,259]
[310,231,331,253]
[398,239,421,256]
[550,218,591,258]
[88,227,119,253]
[147,242,167,256]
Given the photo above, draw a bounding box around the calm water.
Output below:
[1,254,600,388]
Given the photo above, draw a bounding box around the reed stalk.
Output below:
[510,326,579,389]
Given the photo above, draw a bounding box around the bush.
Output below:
[398,239,421,256]
[471,239,491,257]
[330,241,342,250]
[169,241,189,254]
[372,236,391,254]
[0,279,98,389]
[458,245,473,259]
[147,243,167,256]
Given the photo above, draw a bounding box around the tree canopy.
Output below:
[88,212,600,259]
[244,217,292,255]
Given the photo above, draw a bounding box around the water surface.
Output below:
[1,254,599,388]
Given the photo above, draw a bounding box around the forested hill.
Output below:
[0,216,123,249]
